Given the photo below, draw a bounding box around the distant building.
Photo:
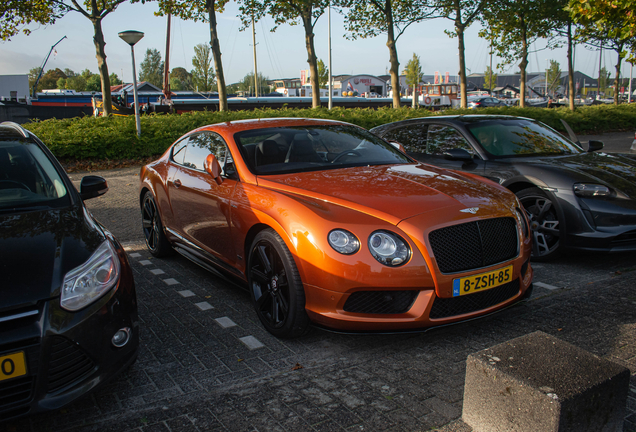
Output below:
[0,75,30,103]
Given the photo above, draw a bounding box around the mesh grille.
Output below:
[0,342,39,418]
[429,279,520,319]
[429,217,518,273]
[47,337,95,393]
[343,290,418,314]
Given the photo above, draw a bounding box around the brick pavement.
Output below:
[5,167,634,432]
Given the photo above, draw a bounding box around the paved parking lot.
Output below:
[7,162,636,432]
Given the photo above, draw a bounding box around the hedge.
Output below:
[23,104,636,161]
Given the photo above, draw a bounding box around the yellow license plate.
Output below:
[452,265,513,297]
[0,352,27,382]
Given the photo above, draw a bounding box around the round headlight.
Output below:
[328,229,360,255]
[368,231,411,266]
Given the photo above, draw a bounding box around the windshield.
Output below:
[234,125,413,174]
[466,118,583,157]
[0,139,70,211]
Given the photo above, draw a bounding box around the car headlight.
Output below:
[573,183,612,197]
[368,231,411,266]
[61,240,121,311]
[328,229,360,255]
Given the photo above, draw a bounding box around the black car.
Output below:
[0,122,138,420]
[371,115,636,261]
[467,96,507,108]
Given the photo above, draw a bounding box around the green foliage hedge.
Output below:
[23,104,636,161]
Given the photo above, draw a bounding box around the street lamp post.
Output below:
[118,30,144,137]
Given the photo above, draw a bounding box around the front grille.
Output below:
[612,230,636,244]
[343,290,419,314]
[429,217,518,273]
[429,279,520,319]
[47,337,95,393]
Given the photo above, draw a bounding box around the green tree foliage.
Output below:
[546,60,562,95]
[81,69,94,80]
[156,0,231,110]
[139,48,165,89]
[598,66,610,94]
[546,0,578,110]
[170,67,193,90]
[28,67,42,93]
[110,73,122,86]
[236,72,270,95]
[317,59,329,88]
[480,0,553,107]
[39,68,67,90]
[57,77,67,89]
[86,74,102,92]
[403,53,423,107]
[191,43,215,92]
[432,0,487,108]
[343,0,433,108]
[483,66,497,91]
[0,0,135,115]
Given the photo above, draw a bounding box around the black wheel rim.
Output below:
[142,196,160,252]
[249,240,290,329]
[519,194,560,257]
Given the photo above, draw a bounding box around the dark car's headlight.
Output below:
[328,229,360,255]
[61,240,121,311]
[573,183,612,197]
[368,231,411,266]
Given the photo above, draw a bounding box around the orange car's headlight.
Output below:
[368,230,411,266]
[328,229,360,255]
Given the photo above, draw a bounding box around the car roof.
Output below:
[188,117,356,135]
[0,122,32,140]
[369,115,535,132]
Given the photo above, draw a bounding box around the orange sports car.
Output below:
[139,118,533,338]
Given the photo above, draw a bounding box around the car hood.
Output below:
[257,164,515,225]
[0,205,105,310]
[525,152,636,196]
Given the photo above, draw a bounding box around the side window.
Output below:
[172,138,188,165]
[199,132,235,177]
[182,134,211,170]
[426,125,473,155]
[382,124,428,154]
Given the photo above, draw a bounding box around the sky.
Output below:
[0,2,631,86]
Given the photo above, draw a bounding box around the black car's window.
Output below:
[0,140,70,210]
[426,125,473,155]
[382,124,428,153]
[172,137,188,165]
[466,119,583,157]
[235,125,412,174]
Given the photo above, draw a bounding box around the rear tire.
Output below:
[247,229,310,338]
[516,187,562,261]
[141,191,173,257]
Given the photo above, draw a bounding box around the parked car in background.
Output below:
[140,118,533,339]
[0,122,139,421]
[467,96,507,108]
[371,115,636,261]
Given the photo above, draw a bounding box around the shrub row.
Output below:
[23,104,636,161]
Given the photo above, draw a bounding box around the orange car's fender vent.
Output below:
[429,279,519,319]
[343,290,418,314]
[429,217,518,273]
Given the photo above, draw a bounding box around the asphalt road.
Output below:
[8,139,635,432]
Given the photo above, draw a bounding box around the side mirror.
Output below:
[587,140,604,152]
[443,148,474,162]
[387,140,406,153]
[80,175,108,200]
[204,154,224,185]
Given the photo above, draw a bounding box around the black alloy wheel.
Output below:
[248,229,309,338]
[141,191,173,257]
[516,187,561,261]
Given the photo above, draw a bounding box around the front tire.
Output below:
[248,229,310,338]
[141,191,173,257]
[516,187,561,261]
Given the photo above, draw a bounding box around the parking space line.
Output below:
[139,260,153,266]
[150,269,166,275]
[177,289,195,297]
[163,278,181,286]
[216,317,237,328]
[534,282,559,290]
[195,302,214,311]
[239,336,264,350]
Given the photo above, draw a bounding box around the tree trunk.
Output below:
[208,1,227,111]
[91,17,112,116]
[567,21,575,111]
[412,83,417,108]
[301,11,320,108]
[456,22,467,109]
[614,45,624,105]
[518,28,528,108]
[385,2,400,108]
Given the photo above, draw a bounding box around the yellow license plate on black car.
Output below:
[0,352,27,382]
[452,265,513,297]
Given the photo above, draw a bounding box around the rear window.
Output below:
[0,139,71,211]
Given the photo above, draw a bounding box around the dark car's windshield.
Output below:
[235,125,413,174]
[0,139,70,211]
[466,118,583,157]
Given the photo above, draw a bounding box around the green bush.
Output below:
[23,104,636,161]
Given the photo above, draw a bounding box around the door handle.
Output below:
[173,179,182,188]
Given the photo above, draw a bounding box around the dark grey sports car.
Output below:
[370,115,636,261]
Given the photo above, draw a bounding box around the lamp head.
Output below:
[118,30,144,46]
